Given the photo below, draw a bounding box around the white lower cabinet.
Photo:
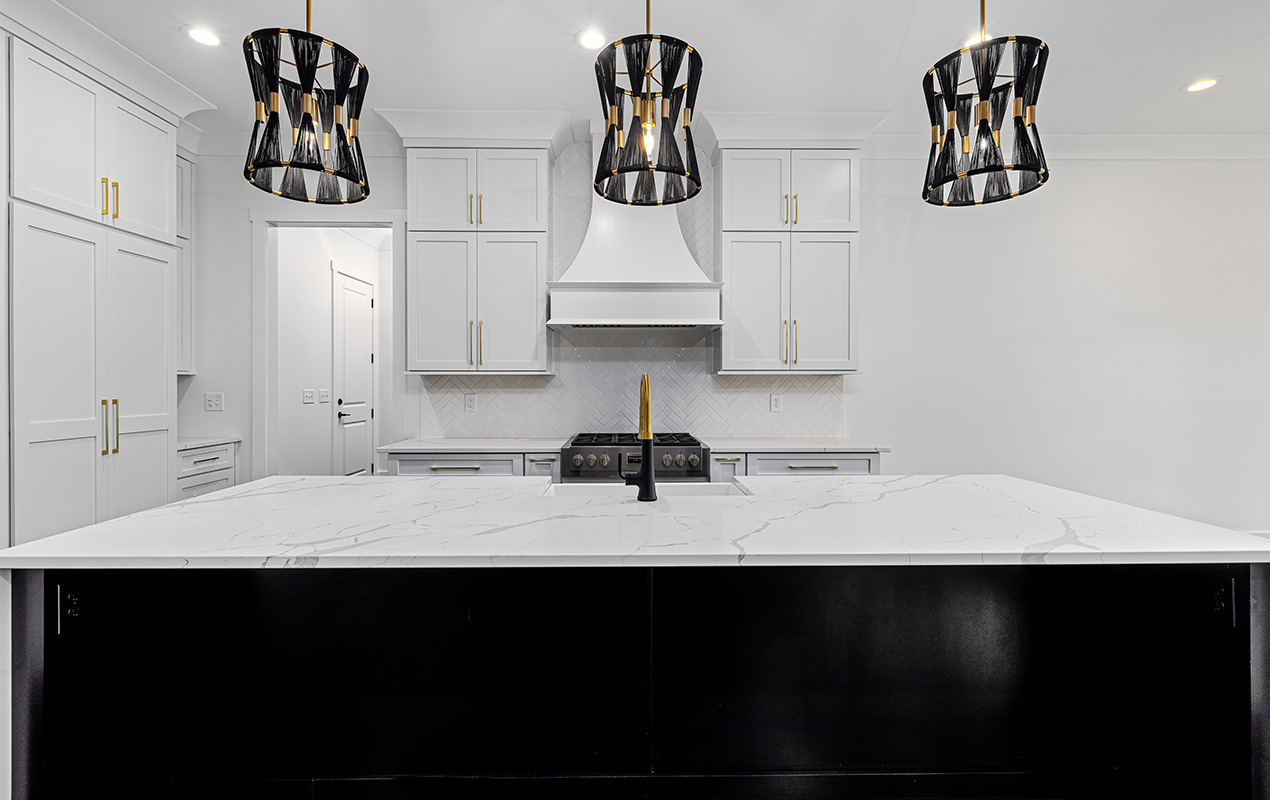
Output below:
[178,469,235,500]
[746,452,879,476]
[710,454,746,482]
[388,453,525,476]
[524,453,562,482]
[12,203,176,543]
[176,442,238,500]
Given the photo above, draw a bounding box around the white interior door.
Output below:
[791,150,860,232]
[721,233,791,371]
[105,233,176,518]
[407,149,477,231]
[333,270,375,476]
[720,149,791,231]
[407,233,477,371]
[789,233,857,372]
[476,233,547,371]
[477,149,549,232]
[106,97,176,241]
[10,39,109,223]
[11,205,108,543]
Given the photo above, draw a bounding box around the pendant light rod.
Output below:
[306,0,312,33]
[646,0,651,35]
[979,0,986,42]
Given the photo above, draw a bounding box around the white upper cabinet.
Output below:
[788,233,856,372]
[720,233,790,372]
[175,156,194,240]
[475,234,548,371]
[10,39,178,241]
[407,233,478,372]
[721,149,859,232]
[408,148,548,232]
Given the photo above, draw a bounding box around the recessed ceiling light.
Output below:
[575,28,608,50]
[182,25,221,47]
[1185,78,1218,92]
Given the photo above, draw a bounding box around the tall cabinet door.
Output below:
[476,233,548,371]
[104,233,176,519]
[791,151,860,232]
[11,205,108,544]
[789,233,857,372]
[407,233,478,371]
[407,149,477,231]
[720,233,791,372]
[720,150,791,231]
[10,40,110,223]
[477,150,549,232]
[106,97,176,241]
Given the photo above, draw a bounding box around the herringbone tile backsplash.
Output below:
[418,142,846,438]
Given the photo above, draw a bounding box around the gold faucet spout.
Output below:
[638,373,652,440]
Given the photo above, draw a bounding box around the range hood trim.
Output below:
[547,281,724,329]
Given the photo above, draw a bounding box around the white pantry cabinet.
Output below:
[718,232,857,373]
[407,148,549,232]
[175,155,194,240]
[173,243,195,374]
[11,204,176,544]
[406,232,549,373]
[720,149,859,232]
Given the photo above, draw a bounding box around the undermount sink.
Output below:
[545,482,750,497]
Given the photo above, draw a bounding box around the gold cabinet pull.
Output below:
[794,319,799,364]
[469,320,474,365]
[101,178,110,216]
[784,193,789,224]
[101,399,108,455]
[469,194,474,225]
[528,457,556,463]
[794,194,799,224]
[479,320,484,365]
[478,194,483,224]
[112,399,120,453]
[715,457,742,463]
[193,456,220,465]
[431,465,481,471]
[788,464,839,470]
[111,182,119,219]
[783,320,789,364]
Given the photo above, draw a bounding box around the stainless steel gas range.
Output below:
[560,433,710,483]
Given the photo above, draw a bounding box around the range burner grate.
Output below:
[571,432,701,447]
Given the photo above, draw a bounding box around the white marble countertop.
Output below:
[378,438,570,453]
[2,474,1267,569]
[176,435,243,452]
[701,438,891,453]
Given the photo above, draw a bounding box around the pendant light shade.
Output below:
[242,4,370,204]
[593,1,703,206]
[922,3,1049,206]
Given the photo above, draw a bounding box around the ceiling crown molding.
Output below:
[376,109,574,156]
[697,111,891,156]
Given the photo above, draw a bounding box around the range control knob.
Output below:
[688,454,700,467]
[662,453,674,467]
[572,454,584,467]
[675,454,686,467]
[586,453,598,467]
[598,454,611,468]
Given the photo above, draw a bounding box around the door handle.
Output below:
[101,399,108,455]
[193,456,220,465]
[112,399,120,453]
[528,457,556,463]
[469,194,474,225]
[794,319,799,364]
[431,465,481,471]
[479,320,483,366]
[784,320,789,364]
[111,182,119,219]
[715,457,741,463]
[788,464,839,470]
[478,194,483,224]
[101,178,110,216]
[784,194,789,224]
[469,320,474,365]
[794,194,799,224]
[338,412,351,418]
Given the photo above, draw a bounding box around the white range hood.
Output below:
[547,130,722,328]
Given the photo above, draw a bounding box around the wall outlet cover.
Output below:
[318,390,331,404]
[770,394,783,413]
[204,392,225,412]
[302,389,316,405]
[464,394,478,413]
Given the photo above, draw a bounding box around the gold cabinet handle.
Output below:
[794,319,799,364]
[478,194,483,224]
[431,465,481,471]
[794,194,799,224]
[469,320,474,365]
[111,182,119,219]
[789,464,839,470]
[784,320,789,364]
[193,456,220,465]
[101,399,108,455]
[479,320,483,365]
[784,193,789,224]
[469,194,473,225]
[112,399,120,453]
[101,178,110,216]
[528,457,556,463]
[715,457,742,463]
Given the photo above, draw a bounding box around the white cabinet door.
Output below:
[105,233,175,518]
[11,205,108,543]
[524,453,562,482]
[175,156,194,240]
[407,149,477,231]
[389,453,525,476]
[10,40,110,223]
[720,150,790,231]
[477,149,549,232]
[720,233,790,371]
[173,244,195,373]
[790,233,856,372]
[407,233,478,372]
[106,96,176,241]
[710,454,745,482]
[476,233,548,371]
[791,150,859,232]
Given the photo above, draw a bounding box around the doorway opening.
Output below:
[274,226,391,476]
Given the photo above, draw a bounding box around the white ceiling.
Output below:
[54,0,1270,137]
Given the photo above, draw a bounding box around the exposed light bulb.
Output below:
[963,32,992,48]
[643,130,656,156]
[1185,78,1218,92]
[182,25,221,46]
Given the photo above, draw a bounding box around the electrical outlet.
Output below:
[302,389,316,405]
[318,390,331,404]
[204,392,225,412]
[464,394,478,413]
[770,394,783,413]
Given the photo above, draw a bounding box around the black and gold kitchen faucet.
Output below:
[622,373,658,501]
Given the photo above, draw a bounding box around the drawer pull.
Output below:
[788,464,839,470]
[528,457,556,463]
[715,457,741,462]
[193,456,220,465]
[431,465,481,471]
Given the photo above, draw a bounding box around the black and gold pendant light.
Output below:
[593,0,703,206]
[922,0,1049,206]
[242,0,370,204]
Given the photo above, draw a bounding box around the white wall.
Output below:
[275,228,382,475]
[849,156,1270,532]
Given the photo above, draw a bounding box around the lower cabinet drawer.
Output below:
[710,454,745,482]
[389,453,525,476]
[179,444,235,478]
[746,453,877,476]
[177,468,235,500]
[524,453,561,482]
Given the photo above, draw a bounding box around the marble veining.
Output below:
[2,475,1268,570]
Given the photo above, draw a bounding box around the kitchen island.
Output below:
[5,475,1269,799]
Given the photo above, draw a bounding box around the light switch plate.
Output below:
[302,389,316,405]
[770,394,783,413]
[204,392,225,412]
[464,394,478,413]
[318,390,331,404]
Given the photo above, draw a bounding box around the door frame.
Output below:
[250,208,416,481]
[331,266,376,476]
